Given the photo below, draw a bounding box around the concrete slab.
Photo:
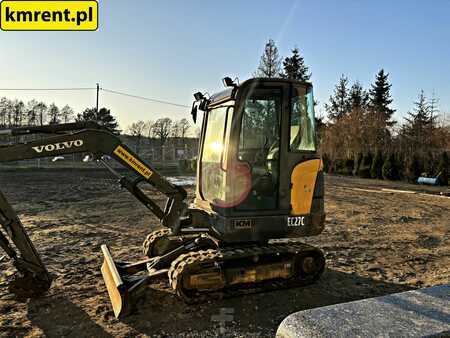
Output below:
[277,284,450,338]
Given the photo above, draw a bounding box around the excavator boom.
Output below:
[0,122,188,313]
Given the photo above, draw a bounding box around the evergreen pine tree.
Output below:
[254,39,281,78]
[369,69,396,126]
[429,91,439,126]
[402,90,432,153]
[325,75,351,121]
[280,48,311,81]
[76,107,119,133]
[349,81,369,110]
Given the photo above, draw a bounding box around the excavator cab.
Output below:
[191,78,325,243]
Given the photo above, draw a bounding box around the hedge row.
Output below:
[323,151,449,185]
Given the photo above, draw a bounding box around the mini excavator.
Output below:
[0,78,325,318]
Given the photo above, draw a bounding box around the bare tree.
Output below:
[26,100,38,126]
[194,126,201,138]
[12,100,25,127]
[60,105,75,123]
[127,120,146,154]
[48,103,60,124]
[144,120,154,138]
[171,122,181,138]
[152,118,172,147]
[172,118,190,141]
[35,102,47,126]
[178,118,190,141]
[0,97,11,127]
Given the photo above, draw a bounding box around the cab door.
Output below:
[234,83,290,213]
[280,84,322,220]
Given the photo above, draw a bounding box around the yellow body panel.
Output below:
[291,159,321,215]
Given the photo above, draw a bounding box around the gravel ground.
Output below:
[0,170,448,337]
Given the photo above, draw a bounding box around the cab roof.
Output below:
[208,77,312,106]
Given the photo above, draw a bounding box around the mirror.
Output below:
[194,92,204,101]
[222,77,234,87]
[190,102,198,123]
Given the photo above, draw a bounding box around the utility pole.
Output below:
[96,83,100,119]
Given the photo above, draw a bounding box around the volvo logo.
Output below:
[32,139,84,153]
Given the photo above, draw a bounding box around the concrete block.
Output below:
[277,284,450,338]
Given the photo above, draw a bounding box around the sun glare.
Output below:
[210,141,223,153]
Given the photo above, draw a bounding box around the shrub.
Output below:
[322,153,330,173]
[353,152,363,176]
[423,151,435,177]
[437,151,449,186]
[382,153,400,180]
[334,159,346,175]
[405,153,422,183]
[370,150,383,179]
[397,153,407,180]
[344,158,354,176]
[358,152,373,178]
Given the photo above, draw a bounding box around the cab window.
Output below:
[200,106,231,202]
[290,86,316,152]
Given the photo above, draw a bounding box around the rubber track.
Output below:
[142,228,171,256]
[168,242,325,303]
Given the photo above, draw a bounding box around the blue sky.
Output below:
[0,0,449,129]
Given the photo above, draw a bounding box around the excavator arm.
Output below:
[0,190,52,296]
[0,122,188,309]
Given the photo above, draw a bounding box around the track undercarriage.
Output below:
[168,242,325,303]
[102,228,325,317]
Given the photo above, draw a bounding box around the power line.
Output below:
[100,88,189,108]
[0,86,191,109]
[0,87,95,91]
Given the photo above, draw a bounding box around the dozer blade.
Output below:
[100,244,130,318]
[100,237,211,318]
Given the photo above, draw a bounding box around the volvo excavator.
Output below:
[0,77,325,318]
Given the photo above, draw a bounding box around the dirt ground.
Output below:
[0,170,449,337]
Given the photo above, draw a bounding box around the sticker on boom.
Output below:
[113,145,153,179]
